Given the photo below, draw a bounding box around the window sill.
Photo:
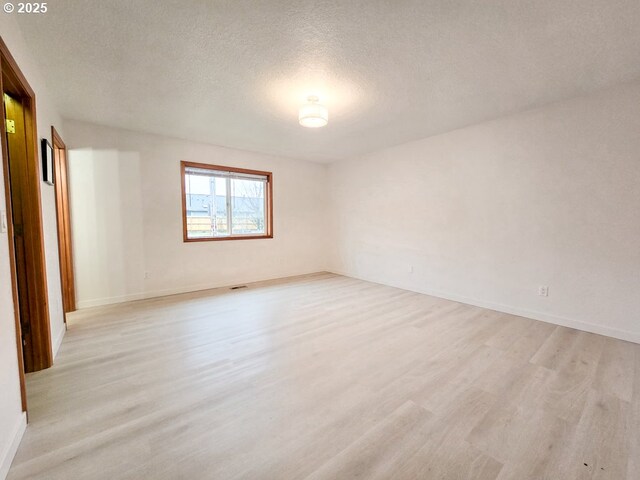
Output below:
[183,234,273,242]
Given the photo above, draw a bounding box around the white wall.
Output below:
[328,81,640,343]
[0,16,66,480]
[65,120,328,308]
[65,83,640,344]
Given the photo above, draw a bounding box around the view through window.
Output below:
[182,162,272,240]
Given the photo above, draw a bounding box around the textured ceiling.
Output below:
[16,0,640,162]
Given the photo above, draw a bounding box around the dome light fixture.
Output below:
[298,95,328,128]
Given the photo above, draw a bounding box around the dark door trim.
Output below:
[52,126,76,314]
[1,35,53,386]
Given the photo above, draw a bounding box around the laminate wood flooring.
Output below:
[7,273,640,479]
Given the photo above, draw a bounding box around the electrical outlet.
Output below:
[144,272,150,279]
[538,285,549,297]
[408,265,414,274]
[0,210,7,233]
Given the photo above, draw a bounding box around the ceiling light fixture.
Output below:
[299,95,328,128]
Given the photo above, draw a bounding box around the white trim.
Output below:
[0,412,26,480]
[329,270,640,345]
[52,324,66,359]
[73,269,639,344]
[75,271,328,309]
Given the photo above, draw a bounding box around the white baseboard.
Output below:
[76,270,330,309]
[0,413,26,480]
[329,270,640,345]
[74,268,638,344]
[77,292,147,309]
[52,324,66,359]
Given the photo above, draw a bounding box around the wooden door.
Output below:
[1,36,53,379]
[52,127,76,314]
[4,93,37,371]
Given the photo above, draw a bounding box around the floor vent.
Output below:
[230,285,247,290]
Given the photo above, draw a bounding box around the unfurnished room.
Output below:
[0,1,639,479]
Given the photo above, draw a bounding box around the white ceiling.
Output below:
[16,0,640,162]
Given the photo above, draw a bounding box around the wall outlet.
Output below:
[0,210,7,233]
[538,285,549,297]
[408,265,414,274]
[144,271,150,279]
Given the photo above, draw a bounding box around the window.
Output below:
[181,161,273,241]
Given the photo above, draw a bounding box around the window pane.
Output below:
[184,173,229,238]
[183,163,271,241]
[231,178,266,235]
[212,177,229,236]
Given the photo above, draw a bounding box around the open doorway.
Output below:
[1,38,53,415]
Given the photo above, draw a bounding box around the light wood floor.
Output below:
[8,273,640,479]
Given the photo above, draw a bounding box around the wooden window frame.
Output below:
[180,161,273,242]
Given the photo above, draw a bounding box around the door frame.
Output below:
[52,126,76,314]
[1,35,53,393]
